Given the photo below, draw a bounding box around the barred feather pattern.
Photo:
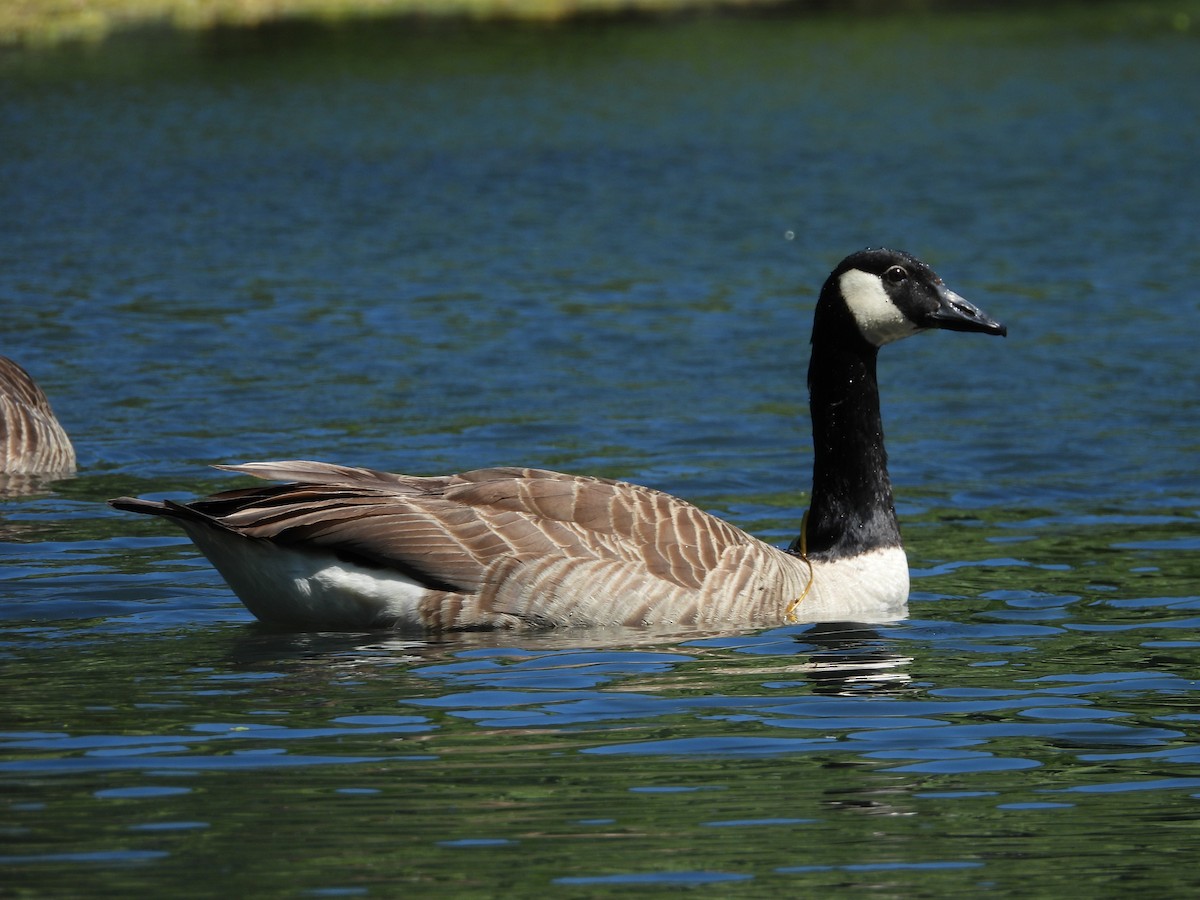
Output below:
[110,460,908,631]
[0,357,76,476]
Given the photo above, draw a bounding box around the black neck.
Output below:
[798,335,902,560]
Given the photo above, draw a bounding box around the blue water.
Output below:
[2,10,1199,896]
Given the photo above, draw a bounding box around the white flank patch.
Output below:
[180,523,429,629]
[839,269,920,346]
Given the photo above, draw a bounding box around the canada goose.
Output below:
[111,249,1005,631]
[0,356,76,476]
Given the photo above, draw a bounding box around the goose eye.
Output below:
[883,265,908,285]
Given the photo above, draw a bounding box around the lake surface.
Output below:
[3,8,1199,895]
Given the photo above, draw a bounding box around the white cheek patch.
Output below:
[839,269,921,346]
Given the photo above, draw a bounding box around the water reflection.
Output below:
[790,623,913,694]
[0,473,75,501]
[219,620,915,698]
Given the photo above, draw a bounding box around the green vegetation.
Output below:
[4,0,763,46]
[3,0,1197,47]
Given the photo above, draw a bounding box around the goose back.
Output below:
[0,357,76,476]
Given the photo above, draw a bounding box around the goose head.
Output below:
[816,248,1007,349]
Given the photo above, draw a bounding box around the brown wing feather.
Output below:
[136,465,760,596]
[0,356,76,475]
[0,357,56,412]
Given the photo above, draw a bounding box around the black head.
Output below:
[818,248,1007,348]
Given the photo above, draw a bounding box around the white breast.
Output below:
[798,546,911,623]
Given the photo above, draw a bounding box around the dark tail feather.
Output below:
[108,497,192,520]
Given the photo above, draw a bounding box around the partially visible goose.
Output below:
[0,356,76,476]
[111,249,1005,631]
